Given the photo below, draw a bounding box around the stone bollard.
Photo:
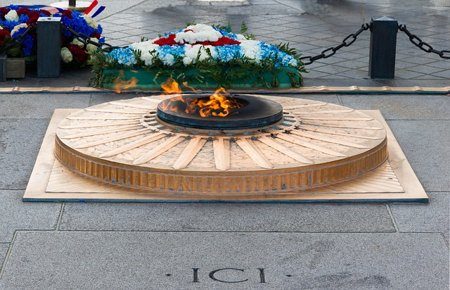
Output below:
[0,55,6,81]
[37,17,61,78]
[369,16,398,79]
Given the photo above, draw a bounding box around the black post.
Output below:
[0,55,6,81]
[369,16,398,79]
[37,17,61,78]
[69,0,77,7]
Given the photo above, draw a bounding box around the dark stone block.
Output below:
[37,17,61,78]
[369,16,398,79]
[0,55,6,82]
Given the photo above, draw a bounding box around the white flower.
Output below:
[61,47,73,63]
[240,40,261,63]
[236,34,247,40]
[130,40,159,65]
[160,53,175,66]
[5,10,19,22]
[11,23,28,37]
[182,44,216,65]
[175,24,222,44]
[83,15,98,29]
[86,38,100,53]
[71,38,84,47]
[288,58,298,67]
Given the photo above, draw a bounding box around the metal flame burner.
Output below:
[156,94,283,130]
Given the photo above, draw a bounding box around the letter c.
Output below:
[209,268,249,283]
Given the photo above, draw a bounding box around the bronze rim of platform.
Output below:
[54,95,388,194]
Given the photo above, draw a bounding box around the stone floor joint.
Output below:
[0,232,17,280]
[386,205,400,232]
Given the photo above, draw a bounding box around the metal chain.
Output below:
[300,23,371,65]
[62,24,119,52]
[398,24,450,59]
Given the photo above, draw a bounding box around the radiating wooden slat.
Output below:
[99,132,166,158]
[298,125,383,140]
[284,103,326,109]
[58,120,140,129]
[61,125,140,139]
[258,136,313,164]
[144,120,158,126]
[291,130,369,149]
[301,122,384,130]
[173,137,207,169]
[300,116,373,121]
[74,129,148,149]
[276,134,346,157]
[296,109,354,115]
[213,137,231,171]
[110,101,155,110]
[236,138,272,169]
[142,96,165,104]
[67,116,141,121]
[85,108,147,114]
[133,136,184,165]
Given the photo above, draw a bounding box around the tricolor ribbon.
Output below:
[84,0,105,18]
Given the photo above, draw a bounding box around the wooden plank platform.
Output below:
[23,109,428,203]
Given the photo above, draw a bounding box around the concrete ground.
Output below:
[0,0,449,289]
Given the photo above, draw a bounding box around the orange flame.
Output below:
[161,78,182,94]
[160,78,185,112]
[187,88,242,117]
[160,78,243,118]
[113,71,138,93]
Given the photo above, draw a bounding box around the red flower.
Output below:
[26,11,40,24]
[14,8,40,24]
[0,28,10,46]
[62,10,72,19]
[153,34,240,46]
[67,44,88,63]
[92,32,101,39]
[0,7,10,17]
[153,34,177,46]
[17,7,30,15]
[199,37,240,46]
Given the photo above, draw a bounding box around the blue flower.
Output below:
[108,47,137,66]
[259,43,278,60]
[21,34,34,56]
[61,11,101,38]
[215,45,241,62]
[258,42,297,67]
[0,19,19,31]
[18,14,29,23]
[157,45,185,65]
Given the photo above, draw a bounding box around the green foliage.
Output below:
[240,22,255,40]
[92,54,303,89]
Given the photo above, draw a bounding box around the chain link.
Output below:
[398,24,450,59]
[62,24,118,53]
[300,23,370,65]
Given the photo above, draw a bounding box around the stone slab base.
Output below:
[23,109,428,203]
